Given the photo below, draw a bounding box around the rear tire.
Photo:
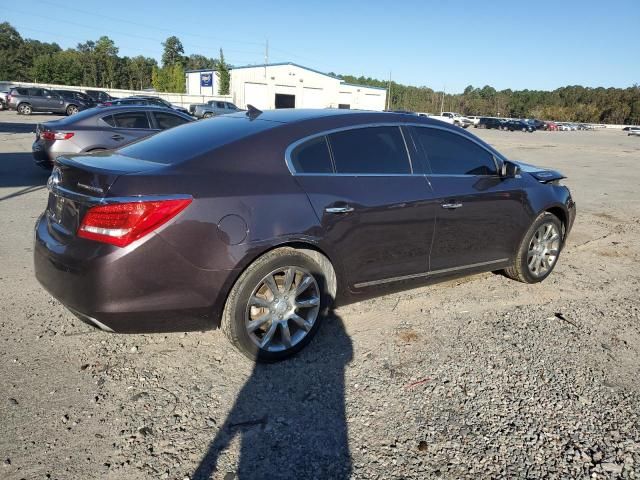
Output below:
[18,103,32,115]
[221,247,330,362]
[504,212,563,283]
[203,112,213,118]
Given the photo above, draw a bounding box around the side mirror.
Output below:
[500,161,520,178]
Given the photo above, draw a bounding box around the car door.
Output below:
[291,125,437,289]
[410,125,529,273]
[99,111,155,149]
[41,89,64,112]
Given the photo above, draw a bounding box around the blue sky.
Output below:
[5,0,639,93]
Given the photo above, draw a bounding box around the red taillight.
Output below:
[77,198,192,247]
[42,131,74,141]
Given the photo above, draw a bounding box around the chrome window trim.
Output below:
[285,122,507,177]
[353,258,510,289]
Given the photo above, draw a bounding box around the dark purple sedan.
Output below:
[34,109,576,361]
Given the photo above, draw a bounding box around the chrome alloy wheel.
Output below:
[527,222,561,277]
[245,267,321,352]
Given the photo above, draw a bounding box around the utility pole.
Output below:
[386,71,391,110]
[264,39,269,78]
[440,86,445,114]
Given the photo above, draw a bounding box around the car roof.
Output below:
[223,108,454,125]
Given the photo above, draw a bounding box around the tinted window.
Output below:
[119,115,279,164]
[226,103,238,109]
[111,112,150,129]
[101,115,115,126]
[154,112,189,130]
[328,126,410,174]
[414,127,497,176]
[28,88,43,96]
[216,102,225,108]
[290,136,332,174]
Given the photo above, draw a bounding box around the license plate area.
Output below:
[46,192,83,236]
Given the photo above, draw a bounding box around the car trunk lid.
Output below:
[46,153,168,242]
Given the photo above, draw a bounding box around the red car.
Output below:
[545,121,558,131]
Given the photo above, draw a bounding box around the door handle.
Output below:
[441,202,463,209]
[325,206,354,214]
[111,134,125,141]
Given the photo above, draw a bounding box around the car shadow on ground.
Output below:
[192,312,353,480]
[0,152,49,198]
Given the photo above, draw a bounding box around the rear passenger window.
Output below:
[413,127,497,176]
[111,112,150,129]
[216,102,225,108]
[154,112,189,130]
[328,126,410,174]
[290,136,333,174]
[101,115,115,126]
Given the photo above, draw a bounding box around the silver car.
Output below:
[32,105,194,168]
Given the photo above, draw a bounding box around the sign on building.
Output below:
[200,73,213,87]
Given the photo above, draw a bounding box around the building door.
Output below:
[275,94,295,109]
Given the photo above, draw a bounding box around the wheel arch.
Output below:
[544,205,568,239]
[212,240,340,329]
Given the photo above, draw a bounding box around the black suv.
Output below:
[85,90,114,103]
[476,117,505,129]
[7,87,89,116]
[504,120,535,132]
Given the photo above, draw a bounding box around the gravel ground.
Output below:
[1,112,639,479]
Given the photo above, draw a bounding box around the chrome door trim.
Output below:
[353,258,510,289]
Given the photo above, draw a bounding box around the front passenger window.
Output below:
[413,127,497,175]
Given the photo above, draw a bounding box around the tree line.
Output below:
[1,21,637,123]
[339,75,640,124]
[0,22,230,95]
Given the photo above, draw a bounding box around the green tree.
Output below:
[0,22,23,80]
[185,54,215,70]
[161,36,184,68]
[216,48,230,95]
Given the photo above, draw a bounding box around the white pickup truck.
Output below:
[429,112,473,128]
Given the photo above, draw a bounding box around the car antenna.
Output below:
[246,104,262,119]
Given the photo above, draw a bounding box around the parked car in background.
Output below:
[7,87,89,116]
[527,119,546,130]
[466,115,481,126]
[189,100,242,118]
[85,90,115,103]
[52,90,95,115]
[504,120,535,132]
[437,112,473,128]
[0,90,10,110]
[476,117,505,129]
[545,121,559,131]
[101,96,190,115]
[628,127,640,136]
[34,109,575,361]
[31,105,194,168]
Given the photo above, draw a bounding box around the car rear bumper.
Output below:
[34,213,237,333]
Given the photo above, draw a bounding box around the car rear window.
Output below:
[328,126,411,174]
[118,115,280,164]
[290,136,333,174]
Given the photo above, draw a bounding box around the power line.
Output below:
[33,0,266,47]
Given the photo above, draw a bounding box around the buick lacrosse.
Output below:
[35,109,575,361]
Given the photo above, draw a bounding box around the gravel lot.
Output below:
[1,111,639,480]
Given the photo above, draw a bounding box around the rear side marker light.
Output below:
[78,198,192,247]
[42,131,74,141]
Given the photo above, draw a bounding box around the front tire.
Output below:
[221,248,329,362]
[203,112,213,118]
[504,212,563,283]
[66,104,79,116]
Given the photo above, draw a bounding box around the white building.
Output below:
[185,62,387,111]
